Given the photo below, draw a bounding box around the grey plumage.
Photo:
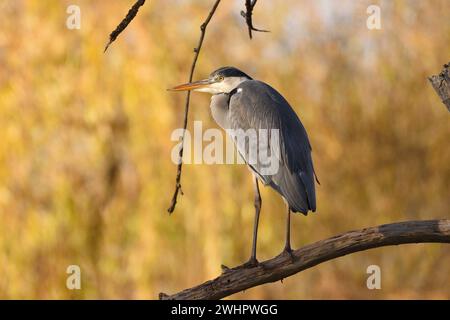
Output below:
[211,79,316,215]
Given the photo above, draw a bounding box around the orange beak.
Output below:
[168,78,214,91]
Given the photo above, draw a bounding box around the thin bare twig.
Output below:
[428,62,450,112]
[240,0,269,39]
[167,0,222,214]
[104,0,146,52]
[159,219,450,299]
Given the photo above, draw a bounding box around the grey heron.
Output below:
[170,66,318,267]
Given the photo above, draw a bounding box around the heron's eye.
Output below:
[217,75,224,81]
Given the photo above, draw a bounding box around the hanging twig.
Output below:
[240,0,269,39]
[104,0,146,52]
[167,0,222,214]
[428,62,450,112]
[159,219,450,299]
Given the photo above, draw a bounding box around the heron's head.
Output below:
[169,66,252,94]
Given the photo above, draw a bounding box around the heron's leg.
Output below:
[221,176,262,272]
[280,205,296,262]
[245,175,261,267]
[284,206,292,252]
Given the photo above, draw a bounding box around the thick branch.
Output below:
[160,219,450,300]
[428,62,450,112]
[167,0,222,214]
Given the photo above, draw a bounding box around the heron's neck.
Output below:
[197,77,250,94]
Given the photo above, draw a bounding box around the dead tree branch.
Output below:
[241,0,269,39]
[159,219,450,300]
[428,62,450,112]
[167,0,222,214]
[104,0,146,52]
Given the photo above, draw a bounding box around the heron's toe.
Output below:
[278,247,296,263]
[242,257,260,268]
[221,258,266,272]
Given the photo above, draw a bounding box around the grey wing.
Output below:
[228,80,316,214]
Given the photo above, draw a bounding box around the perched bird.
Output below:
[170,66,318,267]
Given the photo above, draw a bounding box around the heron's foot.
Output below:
[279,246,296,263]
[221,257,262,273]
[242,257,260,269]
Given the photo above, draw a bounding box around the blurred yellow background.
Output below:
[0,0,449,299]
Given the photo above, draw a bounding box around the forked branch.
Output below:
[241,0,269,39]
[159,219,450,300]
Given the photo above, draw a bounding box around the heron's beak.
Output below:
[168,78,215,91]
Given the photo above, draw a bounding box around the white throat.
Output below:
[195,77,250,94]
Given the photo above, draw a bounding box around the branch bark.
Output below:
[167,0,222,213]
[159,219,450,300]
[428,62,450,112]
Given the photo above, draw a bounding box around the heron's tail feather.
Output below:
[272,168,316,215]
